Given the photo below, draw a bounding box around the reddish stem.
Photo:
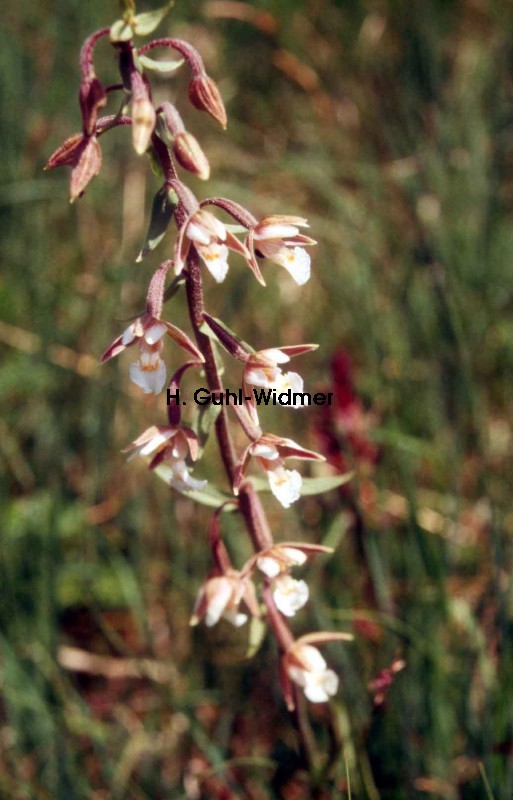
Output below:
[184,250,273,552]
[80,28,110,80]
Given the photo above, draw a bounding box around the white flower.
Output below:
[256,546,308,579]
[202,577,248,628]
[235,433,324,507]
[169,459,207,493]
[129,337,167,394]
[244,348,304,407]
[190,572,259,629]
[272,574,309,617]
[286,644,339,703]
[174,209,251,281]
[246,215,316,285]
[123,425,205,493]
[267,465,302,508]
[101,313,203,395]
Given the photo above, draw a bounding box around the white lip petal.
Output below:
[244,367,274,388]
[129,358,167,394]
[170,461,207,492]
[222,610,248,628]
[272,575,309,617]
[303,671,338,703]
[198,243,229,283]
[274,246,311,285]
[267,468,302,508]
[276,371,304,399]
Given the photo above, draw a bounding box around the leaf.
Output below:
[153,464,235,508]
[250,472,354,496]
[132,2,174,36]
[224,224,249,234]
[136,185,178,262]
[155,111,175,147]
[163,274,186,303]
[138,54,184,75]
[200,315,254,358]
[110,18,134,43]
[191,401,222,455]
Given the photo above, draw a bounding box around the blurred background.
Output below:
[2,0,513,797]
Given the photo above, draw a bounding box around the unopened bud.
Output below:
[132,97,157,155]
[69,135,102,203]
[188,73,227,129]
[45,133,83,170]
[173,131,210,180]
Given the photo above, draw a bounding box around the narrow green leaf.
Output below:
[153,463,234,508]
[250,472,354,496]
[155,111,175,148]
[110,18,133,42]
[136,185,178,262]
[191,401,222,455]
[224,224,249,234]
[163,274,186,303]
[133,2,174,36]
[138,54,184,75]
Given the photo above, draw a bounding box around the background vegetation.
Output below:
[2,0,513,796]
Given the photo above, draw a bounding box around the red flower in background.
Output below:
[314,348,380,481]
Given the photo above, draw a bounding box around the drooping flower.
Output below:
[123,424,205,492]
[174,209,250,282]
[190,570,259,628]
[234,432,324,507]
[245,215,317,285]
[243,344,317,408]
[280,632,353,709]
[100,313,203,395]
[255,542,333,579]
[271,574,309,617]
[285,643,339,703]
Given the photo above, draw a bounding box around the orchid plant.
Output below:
[47,1,352,715]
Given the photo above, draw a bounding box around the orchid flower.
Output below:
[234,433,324,508]
[190,570,259,628]
[100,313,203,395]
[245,215,316,285]
[174,209,250,282]
[285,643,339,703]
[123,424,206,492]
[242,344,317,422]
[280,633,353,708]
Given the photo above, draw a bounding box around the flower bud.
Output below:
[188,73,227,129]
[132,96,157,155]
[173,131,210,180]
[45,133,83,170]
